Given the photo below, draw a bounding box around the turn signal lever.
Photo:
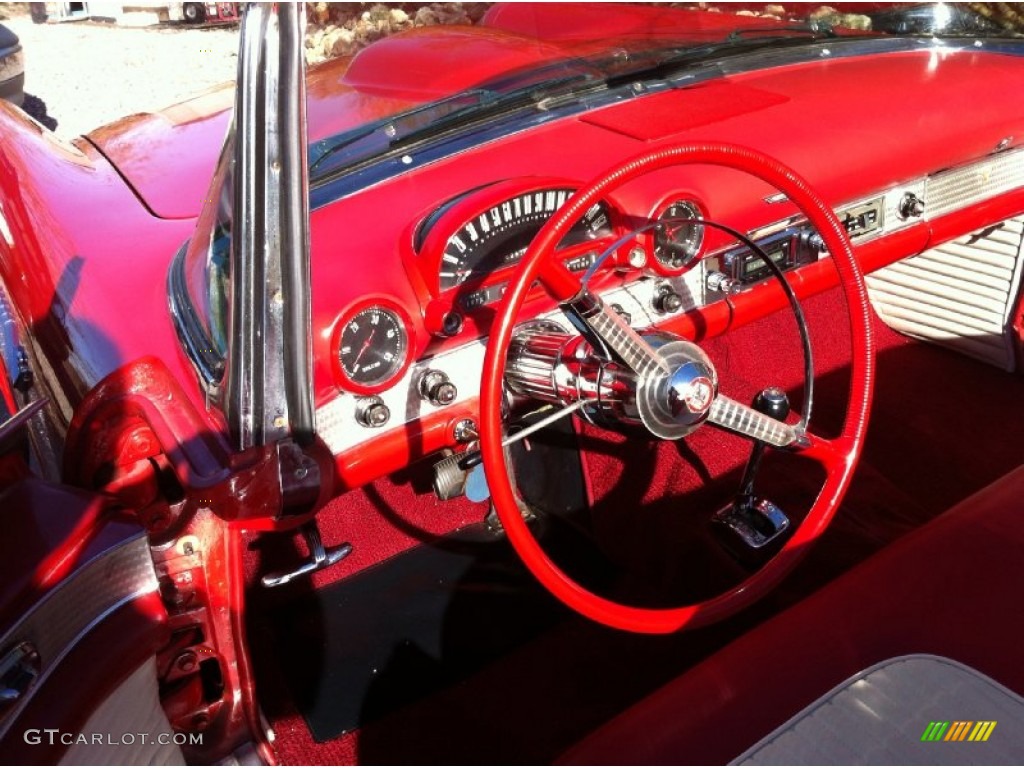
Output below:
[712,387,792,559]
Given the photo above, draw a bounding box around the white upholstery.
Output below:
[60,656,185,766]
[734,655,1024,765]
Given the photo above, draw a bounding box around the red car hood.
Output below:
[83,4,789,220]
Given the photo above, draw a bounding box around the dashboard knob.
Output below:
[419,369,458,407]
[898,191,925,219]
[453,418,479,443]
[653,285,684,314]
[356,397,391,428]
[706,270,741,295]
[805,232,827,253]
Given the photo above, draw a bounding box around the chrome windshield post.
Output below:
[224,2,314,450]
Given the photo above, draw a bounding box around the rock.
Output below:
[414,6,439,26]
[325,26,356,58]
[838,12,872,30]
[312,2,330,26]
[809,5,838,21]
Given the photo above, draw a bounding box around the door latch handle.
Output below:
[261,522,352,588]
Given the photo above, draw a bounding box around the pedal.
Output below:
[712,498,790,564]
[261,522,352,588]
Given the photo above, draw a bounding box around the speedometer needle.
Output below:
[354,335,374,367]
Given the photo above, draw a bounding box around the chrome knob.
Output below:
[753,387,790,422]
[653,285,684,314]
[356,397,390,428]
[706,271,741,295]
[899,192,925,219]
[419,370,457,407]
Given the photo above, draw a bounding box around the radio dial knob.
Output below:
[706,271,741,295]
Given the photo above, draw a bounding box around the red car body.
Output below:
[1,2,1023,764]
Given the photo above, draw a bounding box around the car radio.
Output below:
[720,230,803,284]
[705,197,886,295]
[706,227,819,295]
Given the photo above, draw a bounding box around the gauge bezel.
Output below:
[414,177,619,300]
[648,196,706,273]
[331,297,414,395]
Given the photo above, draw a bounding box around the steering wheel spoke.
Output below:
[706,394,804,448]
[561,289,671,377]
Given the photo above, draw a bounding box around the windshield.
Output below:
[176,2,1020,381]
[175,131,233,384]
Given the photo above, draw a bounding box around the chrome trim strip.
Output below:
[0,531,159,739]
[925,147,1024,220]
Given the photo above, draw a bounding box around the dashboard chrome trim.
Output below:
[315,267,704,455]
[925,147,1024,220]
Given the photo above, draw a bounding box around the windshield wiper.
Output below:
[600,26,872,91]
[726,20,836,42]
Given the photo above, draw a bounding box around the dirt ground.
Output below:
[2,13,239,139]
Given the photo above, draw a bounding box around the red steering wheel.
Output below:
[480,143,874,634]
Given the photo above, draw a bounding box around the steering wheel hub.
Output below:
[669,368,715,416]
[637,339,718,440]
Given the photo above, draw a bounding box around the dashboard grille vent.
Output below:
[866,217,1024,371]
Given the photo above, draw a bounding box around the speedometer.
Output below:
[435,187,613,290]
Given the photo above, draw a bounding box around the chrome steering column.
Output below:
[505,323,719,440]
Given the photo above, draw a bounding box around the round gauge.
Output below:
[335,305,409,393]
[653,200,705,269]
[435,187,613,290]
